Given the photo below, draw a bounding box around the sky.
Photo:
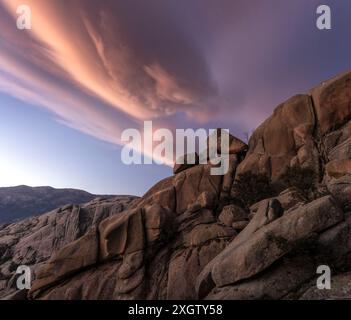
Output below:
[0,0,351,196]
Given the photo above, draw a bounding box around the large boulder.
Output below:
[310,70,351,135]
[236,94,319,185]
[205,255,316,300]
[237,71,351,189]
[196,196,343,298]
[326,159,351,179]
[30,227,99,298]
[323,121,351,162]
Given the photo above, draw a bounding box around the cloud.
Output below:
[1,0,217,118]
[0,0,223,165]
[144,64,197,105]
[0,0,344,166]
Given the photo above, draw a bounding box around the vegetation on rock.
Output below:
[281,165,317,194]
[232,172,275,207]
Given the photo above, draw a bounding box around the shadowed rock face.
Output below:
[1,70,351,300]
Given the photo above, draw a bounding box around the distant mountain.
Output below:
[0,185,107,223]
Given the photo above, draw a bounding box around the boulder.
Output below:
[327,175,351,210]
[300,272,351,300]
[310,70,351,135]
[218,204,248,226]
[236,94,319,185]
[232,221,249,231]
[143,204,175,245]
[174,164,222,214]
[205,255,315,300]
[175,209,215,232]
[182,223,235,247]
[196,196,343,298]
[324,121,351,161]
[274,187,307,211]
[30,260,122,300]
[239,199,283,243]
[29,227,99,297]
[99,208,145,260]
[219,155,240,204]
[173,153,199,174]
[249,187,306,214]
[166,241,228,299]
[317,215,351,259]
[326,159,351,179]
[118,251,144,280]
[196,198,283,298]
[207,129,248,156]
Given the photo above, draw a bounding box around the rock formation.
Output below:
[0,196,137,299]
[1,70,351,300]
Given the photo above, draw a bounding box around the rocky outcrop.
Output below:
[0,196,137,299]
[310,70,351,135]
[197,196,343,298]
[27,163,238,300]
[236,94,319,186]
[1,70,351,300]
[236,71,351,189]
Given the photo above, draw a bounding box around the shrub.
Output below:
[281,165,316,193]
[232,172,274,207]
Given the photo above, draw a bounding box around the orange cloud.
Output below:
[1,0,211,120]
[0,0,222,166]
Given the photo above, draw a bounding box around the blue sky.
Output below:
[0,93,170,195]
[0,0,350,196]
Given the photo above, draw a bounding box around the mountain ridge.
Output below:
[0,185,115,224]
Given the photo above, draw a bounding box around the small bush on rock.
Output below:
[281,165,316,193]
[232,172,275,207]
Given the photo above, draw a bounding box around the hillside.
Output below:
[0,186,105,223]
